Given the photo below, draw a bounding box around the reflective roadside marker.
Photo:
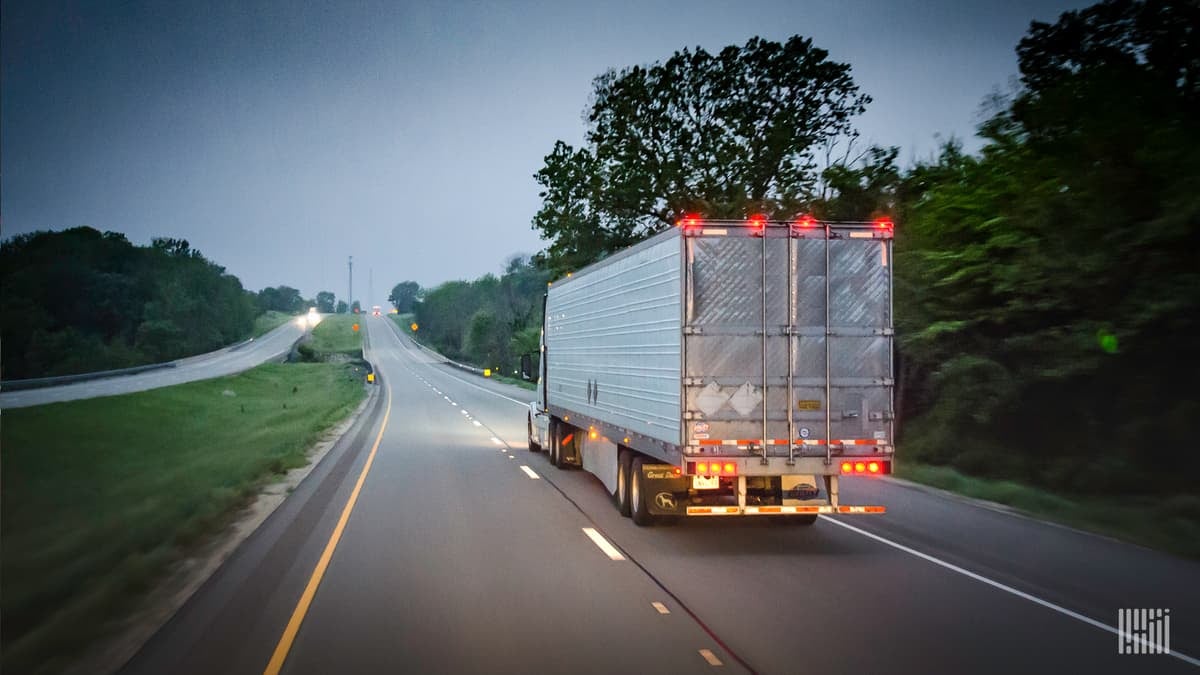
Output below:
[367,373,375,384]
[352,323,359,332]
[484,368,492,377]
[411,323,419,331]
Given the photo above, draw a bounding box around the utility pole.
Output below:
[348,255,353,312]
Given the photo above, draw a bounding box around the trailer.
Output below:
[527,216,894,525]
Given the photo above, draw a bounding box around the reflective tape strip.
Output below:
[688,438,891,447]
[692,505,885,516]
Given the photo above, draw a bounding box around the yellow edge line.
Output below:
[263,384,393,675]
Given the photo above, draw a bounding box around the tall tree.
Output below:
[315,291,336,313]
[387,281,420,313]
[532,35,870,273]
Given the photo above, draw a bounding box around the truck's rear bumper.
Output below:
[686,505,886,516]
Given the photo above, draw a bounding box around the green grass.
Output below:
[308,313,364,356]
[251,310,295,338]
[896,462,1200,559]
[0,362,368,674]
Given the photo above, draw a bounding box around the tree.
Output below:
[893,0,1200,492]
[316,291,336,313]
[256,286,305,314]
[532,35,871,273]
[387,281,420,313]
[335,300,349,314]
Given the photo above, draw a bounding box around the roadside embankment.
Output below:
[0,360,370,674]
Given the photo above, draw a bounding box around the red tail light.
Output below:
[795,215,817,229]
[868,462,880,474]
[677,214,704,234]
[841,461,853,473]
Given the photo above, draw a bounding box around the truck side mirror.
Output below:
[520,353,533,381]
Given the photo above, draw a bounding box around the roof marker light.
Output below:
[795,215,817,229]
[748,214,767,236]
[875,218,894,230]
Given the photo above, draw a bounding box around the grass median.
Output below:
[303,313,364,359]
[251,310,295,338]
[0,361,369,674]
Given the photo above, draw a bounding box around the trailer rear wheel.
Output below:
[630,456,656,526]
[614,450,632,517]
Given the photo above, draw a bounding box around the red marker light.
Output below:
[677,213,703,232]
[711,463,722,475]
[795,215,817,229]
[868,462,880,474]
[723,462,736,474]
[855,462,866,473]
[875,218,894,230]
[841,461,853,473]
[748,214,767,236]
[673,466,682,476]
[697,462,708,474]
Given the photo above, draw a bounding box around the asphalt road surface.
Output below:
[123,315,1200,674]
[0,321,304,409]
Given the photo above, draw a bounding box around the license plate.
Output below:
[692,476,719,490]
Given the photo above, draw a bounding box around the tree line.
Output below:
[0,227,357,379]
[417,0,1198,498]
[397,257,548,378]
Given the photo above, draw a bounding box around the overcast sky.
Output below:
[2,0,1088,305]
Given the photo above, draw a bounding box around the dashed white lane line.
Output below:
[472,420,482,427]
[820,517,1200,668]
[419,364,527,406]
[519,465,540,479]
[490,437,503,445]
[581,528,625,561]
[651,602,670,615]
[698,649,723,666]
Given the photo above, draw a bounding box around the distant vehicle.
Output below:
[371,305,382,316]
[527,216,895,525]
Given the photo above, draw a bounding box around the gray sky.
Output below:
[2,0,1088,305]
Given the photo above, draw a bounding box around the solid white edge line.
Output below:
[819,517,1200,667]
[520,465,540,479]
[698,649,723,666]
[652,602,670,615]
[581,527,625,561]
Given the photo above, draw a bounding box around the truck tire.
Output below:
[548,418,560,466]
[527,415,541,452]
[630,456,656,526]
[614,450,632,517]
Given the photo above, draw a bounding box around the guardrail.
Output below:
[383,318,486,376]
[0,362,178,392]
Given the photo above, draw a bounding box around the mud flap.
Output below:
[641,464,689,516]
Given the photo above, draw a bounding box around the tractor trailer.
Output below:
[527,216,894,525]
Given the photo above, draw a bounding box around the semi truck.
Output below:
[526,216,894,525]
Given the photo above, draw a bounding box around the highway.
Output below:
[123,315,1199,674]
[0,321,304,409]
